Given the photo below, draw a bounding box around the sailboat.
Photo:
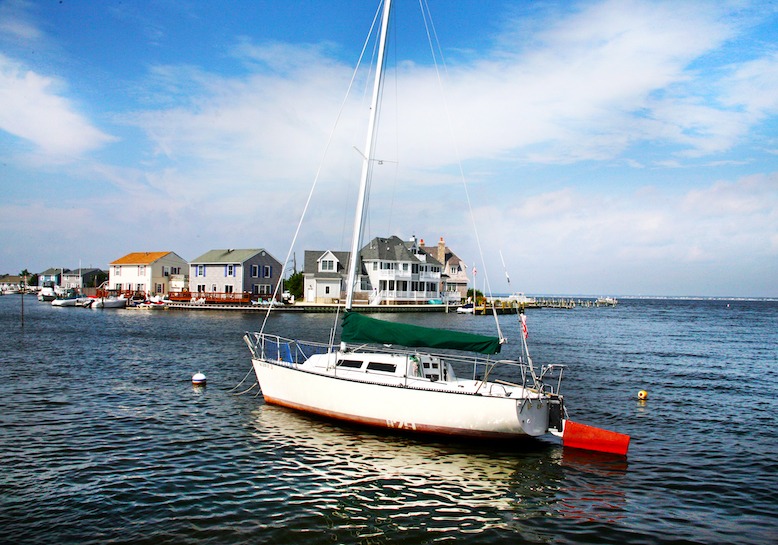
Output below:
[244,0,629,455]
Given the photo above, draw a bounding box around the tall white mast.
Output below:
[343,0,392,313]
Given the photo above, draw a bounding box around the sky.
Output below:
[1,0,777,298]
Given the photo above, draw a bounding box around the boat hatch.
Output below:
[337,359,363,369]
[366,362,396,373]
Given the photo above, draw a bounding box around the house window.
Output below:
[259,285,272,295]
[225,285,233,294]
[197,265,205,276]
[325,286,330,294]
[252,265,258,277]
[321,260,334,271]
[163,267,170,277]
[212,284,217,292]
[197,284,206,292]
[264,265,272,277]
[227,265,234,277]
[115,266,121,276]
[171,267,181,275]
[138,265,146,275]
[155,283,164,293]
[402,263,409,271]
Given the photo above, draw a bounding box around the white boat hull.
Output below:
[251,357,552,439]
[92,297,127,309]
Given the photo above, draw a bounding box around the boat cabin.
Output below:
[332,352,455,382]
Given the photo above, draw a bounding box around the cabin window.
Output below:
[366,362,396,373]
[337,359,363,369]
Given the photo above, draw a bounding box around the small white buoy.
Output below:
[192,372,207,386]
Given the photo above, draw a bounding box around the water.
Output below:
[1,296,776,544]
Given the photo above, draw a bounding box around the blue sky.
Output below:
[1,0,776,297]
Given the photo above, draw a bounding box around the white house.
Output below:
[361,235,443,305]
[109,251,188,297]
[303,235,444,305]
[303,250,351,304]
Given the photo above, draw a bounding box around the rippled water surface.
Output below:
[1,296,776,544]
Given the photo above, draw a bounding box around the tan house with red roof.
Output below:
[109,251,188,297]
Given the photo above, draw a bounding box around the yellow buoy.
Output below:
[637,389,648,400]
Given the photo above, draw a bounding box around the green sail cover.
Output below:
[341,311,502,355]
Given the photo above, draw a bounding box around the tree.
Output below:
[467,287,485,304]
[19,269,30,290]
[285,271,304,299]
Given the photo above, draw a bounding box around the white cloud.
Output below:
[0,55,116,157]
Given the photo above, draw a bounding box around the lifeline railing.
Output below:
[244,331,566,397]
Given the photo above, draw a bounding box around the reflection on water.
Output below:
[251,404,629,543]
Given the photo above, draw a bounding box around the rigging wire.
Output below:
[418,0,505,342]
[258,3,384,336]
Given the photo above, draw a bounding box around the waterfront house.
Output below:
[302,250,351,304]
[420,237,468,304]
[38,268,67,290]
[61,268,104,290]
[303,235,445,305]
[1,274,24,293]
[188,249,282,302]
[109,251,188,297]
[362,235,443,305]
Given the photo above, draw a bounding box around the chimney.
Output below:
[437,237,446,265]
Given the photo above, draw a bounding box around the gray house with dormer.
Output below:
[303,250,352,304]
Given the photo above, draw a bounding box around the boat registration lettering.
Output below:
[386,419,416,431]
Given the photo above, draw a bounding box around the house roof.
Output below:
[61,268,102,277]
[303,250,351,274]
[361,235,441,266]
[190,248,276,264]
[110,251,174,265]
[421,243,463,267]
[39,268,70,275]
